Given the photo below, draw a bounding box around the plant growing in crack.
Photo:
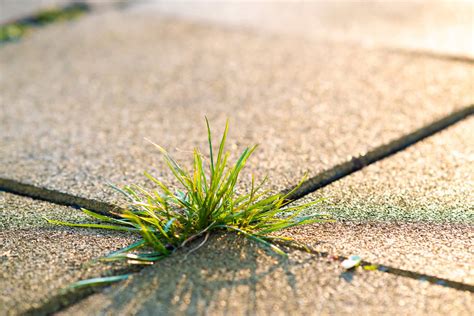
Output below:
[46,118,332,287]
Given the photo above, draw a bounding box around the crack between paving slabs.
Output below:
[5,0,473,68]
[0,0,137,46]
[283,104,474,201]
[21,242,474,316]
[20,264,144,316]
[285,243,474,293]
[0,2,90,45]
[2,105,473,314]
[383,47,474,65]
[23,242,474,316]
[2,105,472,211]
[0,178,121,216]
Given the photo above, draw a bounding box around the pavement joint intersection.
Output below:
[1,105,473,314]
[2,104,472,209]
[1,4,473,312]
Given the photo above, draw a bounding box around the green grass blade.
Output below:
[205,116,215,174]
[49,118,329,285]
[121,212,169,254]
[105,239,146,258]
[45,218,139,232]
[217,225,287,256]
[107,182,135,201]
[69,274,131,289]
[216,119,229,168]
[102,253,164,262]
[81,208,134,226]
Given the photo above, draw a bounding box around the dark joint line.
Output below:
[283,105,474,202]
[5,105,470,215]
[0,2,90,45]
[0,178,120,215]
[0,105,472,314]
[287,243,474,293]
[385,47,474,64]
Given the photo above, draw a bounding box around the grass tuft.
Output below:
[0,3,88,44]
[47,118,331,284]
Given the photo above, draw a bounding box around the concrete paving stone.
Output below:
[60,234,474,316]
[288,222,473,285]
[314,117,474,223]
[0,192,135,315]
[1,10,473,204]
[286,117,474,284]
[136,0,474,58]
[1,6,472,315]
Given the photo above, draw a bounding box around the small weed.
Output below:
[47,118,331,287]
[0,3,88,44]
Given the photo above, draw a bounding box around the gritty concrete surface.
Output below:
[288,222,473,284]
[1,190,88,230]
[0,192,134,315]
[1,10,473,204]
[313,117,474,223]
[138,0,474,58]
[1,4,474,315]
[282,118,474,284]
[60,234,473,316]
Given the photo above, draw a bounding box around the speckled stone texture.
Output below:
[312,117,474,223]
[58,120,474,315]
[0,10,472,204]
[136,0,474,58]
[0,192,134,315]
[287,118,474,284]
[1,4,473,315]
[60,235,473,316]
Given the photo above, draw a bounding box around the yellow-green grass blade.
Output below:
[217,225,287,256]
[205,116,215,174]
[45,218,139,232]
[81,208,134,227]
[69,274,131,289]
[105,239,146,258]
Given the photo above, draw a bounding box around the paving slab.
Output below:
[0,192,134,315]
[137,0,474,58]
[60,234,473,316]
[312,117,474,223]
[286,117,474,284]
[1,10,473,204]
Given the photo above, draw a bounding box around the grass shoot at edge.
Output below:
[46,118,332,287]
